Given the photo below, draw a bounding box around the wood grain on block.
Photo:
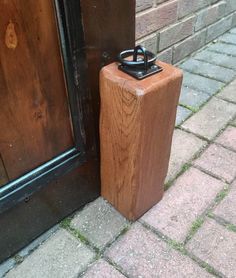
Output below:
[100,61,183,220]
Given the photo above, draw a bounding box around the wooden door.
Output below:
[0,1,73,184]
[0,0,101,262]
[0,0,135,263]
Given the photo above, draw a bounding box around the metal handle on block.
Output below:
[118,45,163,80]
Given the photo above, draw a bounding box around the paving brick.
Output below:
[143,167,225,242]
[136,0,153,12]
[208,42,236,56]
[215,126,236,151]
[166,129,206,182]
[0,258,15,278]
[175,106,192,126]
[186,218,236,278]
[225,0,236,14]
[71,197,128,250]
[156,0,169,4]
[217,79,236,103]
[194,49,236,70]
[173,30,206,63]
[194,144,236,183]
[178,0,208,19]
[5,229,95,278]
[106,223,212,278]
[232,11,236,27]
[136,33,158,54]
[182,72,224,96]
[18,225,59,258]
[230,27,236,34]
[182,97,236,140]
[232,118,236,126]
[219,33,236,45]
[179,87,210,109]
[213,180,236,225]
[206,15,233,43]
[180,59,235,83]
[136,0,178,39]
[82,259,125,278]
[195,2,226,31]
[159,15,195,51]
[157,48,173,63]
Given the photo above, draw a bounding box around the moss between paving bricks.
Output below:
[60,216,132,256]
[214,186,230,205]
[141,220,221,277]
[164,163,191,191]
[166,238,186,254]
[190,256,222,278]
[141,220,187,255]
[103,257,130,278]
[183,185,232,250]
[185,217,205,243]
[207,213,236,234]
[205,184,236,235]
[179,103,200,113]
[184,187,230,244]
[226,224,236,233]
[167,235,221,277]
[60,218,100,254]
[60,217,72,229]
[102,225,131,253]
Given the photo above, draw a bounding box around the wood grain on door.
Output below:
[0,0,74,180]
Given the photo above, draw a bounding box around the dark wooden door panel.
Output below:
[80,0,136,141]
[0,159,100,262]
[0,0,73,181]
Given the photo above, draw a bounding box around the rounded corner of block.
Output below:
[176,67,184,78]
[169,65,184,82]
[100,66,107,77]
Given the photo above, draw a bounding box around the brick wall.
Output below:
[136,0,236,64]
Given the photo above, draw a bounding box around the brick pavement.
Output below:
[1,29,236,278]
